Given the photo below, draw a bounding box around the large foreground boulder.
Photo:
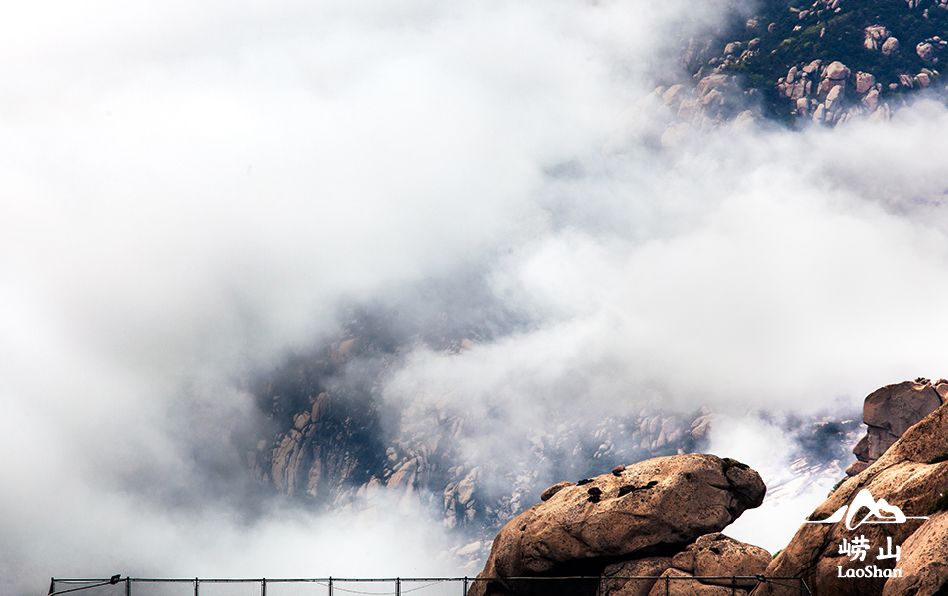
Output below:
[751,401,948,596]
[470,453,767,596]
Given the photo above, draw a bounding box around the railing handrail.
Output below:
[50,575,812,596]
[52,574,806,581]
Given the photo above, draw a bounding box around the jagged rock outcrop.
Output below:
[846,378,946,476]
[882,36,902,56]
[864,25,893,52]
[469,454,767,596]
[751,401,948,595]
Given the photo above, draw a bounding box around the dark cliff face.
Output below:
[244,311,859,548]
[245,308,715,537]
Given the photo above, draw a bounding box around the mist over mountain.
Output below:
[2,1,947,594]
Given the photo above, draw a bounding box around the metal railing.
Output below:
[49,575,812,596]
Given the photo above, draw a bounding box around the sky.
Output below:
[2,0,948,593]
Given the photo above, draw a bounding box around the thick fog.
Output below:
[2,0,948,593]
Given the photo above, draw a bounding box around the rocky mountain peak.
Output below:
[846,378,946,476]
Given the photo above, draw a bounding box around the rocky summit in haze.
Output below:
[662,0,948,129]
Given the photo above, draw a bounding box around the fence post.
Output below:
[732,577,736,595]
[396,577,401,596]
[462,577,468,595]
[262,578,267,596]
[194,578,199,596]
[126,577,131,596]
[329,577,333,596]
[665,575,670,596]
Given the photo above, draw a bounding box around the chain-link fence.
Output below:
[49,576,812,596]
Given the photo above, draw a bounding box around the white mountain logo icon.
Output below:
[806,489,929,530]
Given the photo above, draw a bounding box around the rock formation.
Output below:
[469,454,769,596]
[751,400,948,595]
[846,378,946,476]
[467,381,947,596]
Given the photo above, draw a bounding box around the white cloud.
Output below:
[707,415,843,553]
[1,0,947,593]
